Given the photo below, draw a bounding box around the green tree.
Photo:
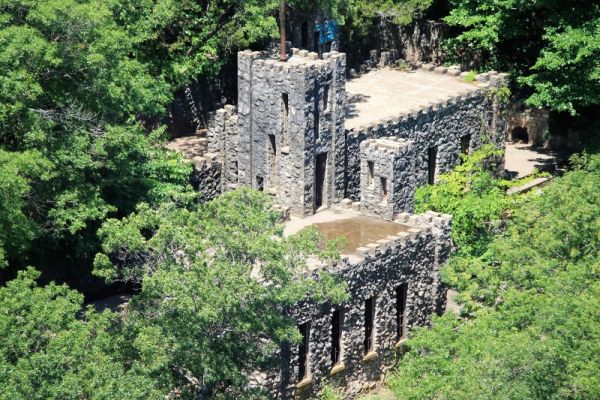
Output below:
[0,0,193,283]
[443,0,600,114]
[386,153,600,399]
[0,150,51,269]
[94,189,347,398]
[415,145,515,255]
[0,268,161,400]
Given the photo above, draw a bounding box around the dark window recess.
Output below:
[298,322,310,381]
[331,309,342,366]
[323,84,330,111]
[256,175,264,192]
[364,297,375,354]
[461,135,471,155]
[282,93,290,147]
[367,161,375,186]
[428,146,438,185]
[314,91,320,140]
[268,134,277,187]
[381,177,388,200]
[315,153,327,210]
[396,284,408,341]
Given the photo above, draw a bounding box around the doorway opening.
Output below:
[511,126,529,143]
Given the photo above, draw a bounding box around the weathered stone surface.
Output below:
[190,157,222,203]
[237,49,347,217]
[360,138,416,219]
[167,47,508,398]
[258,213,452,399]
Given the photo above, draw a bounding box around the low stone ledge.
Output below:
[362,351,378,362]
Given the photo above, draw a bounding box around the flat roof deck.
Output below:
[345,68,478,130]
[284,209,411,256]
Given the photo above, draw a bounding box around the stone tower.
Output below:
[237,48,346,217]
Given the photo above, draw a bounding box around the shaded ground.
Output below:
[504,142,557,178]
[345,68,478,130]
[90,294,131,314]
[166,129,208,160]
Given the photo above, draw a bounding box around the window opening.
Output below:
[396,284,408,341]
[268,134,277,188]
[364,297,375,354]
[428,146,438,185]
[315,153,327,210]
[323,84,330,112]
[314,89,320,140]
[331,308,342,366]
[282,93,290,147]
[367,161,375,187]
[298,322,310,381]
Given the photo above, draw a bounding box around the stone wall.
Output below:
[190,154,222,203]
[237,49,346,217]
[508,101,550,147]
[345,68,509,201]
[260,211,452,399]
[380,19,446,64]
[208,105,239,192]
[360,138,416,220]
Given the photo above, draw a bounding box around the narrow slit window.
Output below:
[428,146,438,185]
[314,92,320,140]
[396,284,408,341]
[268,134,277,188]
[298,322,310,381]
[323,84,330,111]
[367,161,375,187]
[282,93,290,147]
[381,177,388,200]
[331,308,343,366]
[364,297,375,354]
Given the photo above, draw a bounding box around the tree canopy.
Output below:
[387,153,600,400]
[443,0,600,114]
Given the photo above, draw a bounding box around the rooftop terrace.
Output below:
[345,68,479,130]
[284,209,411,256]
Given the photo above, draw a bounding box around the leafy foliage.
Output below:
[0,150,50,268]
[0,268,160,400]
[0,0,194,284]
[388,154,600,399]
[94,189,347,397]
[443,0,600,114]
[415,145,513,255]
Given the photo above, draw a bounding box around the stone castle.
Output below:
[169,46,508,398]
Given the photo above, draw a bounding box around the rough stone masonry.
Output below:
[170,46,508,398]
